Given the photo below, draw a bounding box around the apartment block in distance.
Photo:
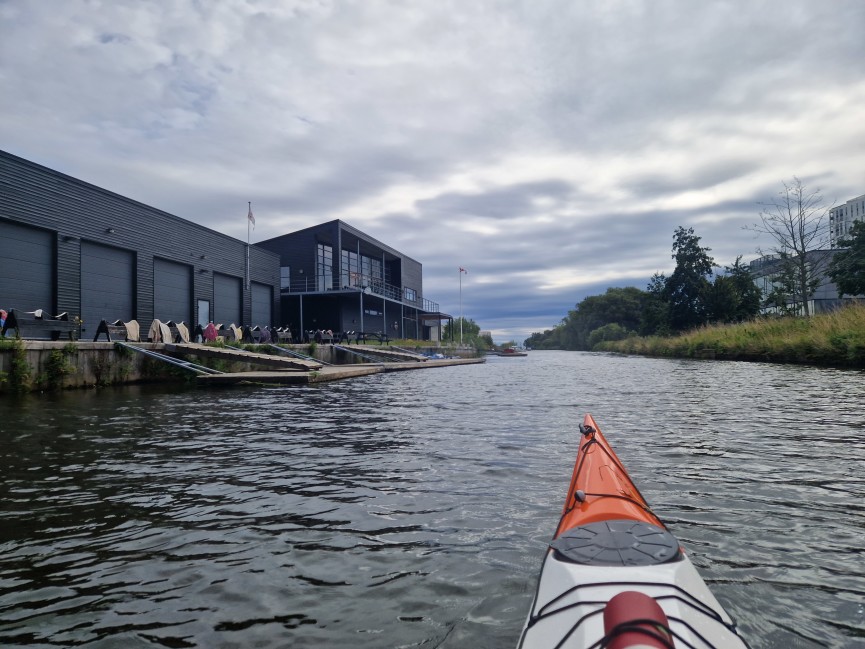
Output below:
[829,192,865,246]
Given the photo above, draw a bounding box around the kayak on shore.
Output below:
[517,414,750,649]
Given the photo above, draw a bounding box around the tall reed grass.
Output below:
[597,302,865,366]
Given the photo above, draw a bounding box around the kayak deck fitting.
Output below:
[517,414,750,649]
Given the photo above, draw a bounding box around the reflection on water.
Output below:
[1,353,864,648]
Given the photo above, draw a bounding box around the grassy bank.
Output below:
[597,302,865,366]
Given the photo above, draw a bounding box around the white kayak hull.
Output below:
[518,548,748,648]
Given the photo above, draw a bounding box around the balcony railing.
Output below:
[421,296,440,313]
[282,274,439,313]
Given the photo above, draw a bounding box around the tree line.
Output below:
[442,317,495,349]
[525,178,865,351]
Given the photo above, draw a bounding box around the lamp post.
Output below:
[246,202,253,291]
[459,266,467,345]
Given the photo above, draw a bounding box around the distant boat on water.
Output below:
[490,346,528,357]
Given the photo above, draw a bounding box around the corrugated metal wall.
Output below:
[0,219,54,314]
[251,282,272,327]
[80,242,135,331]
[154,258,193,324]
[0,150,280,331]
[213,272,242,326]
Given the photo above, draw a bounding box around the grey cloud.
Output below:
[415,180,575,221]
[625,161,762,199]
[1,0,863,342]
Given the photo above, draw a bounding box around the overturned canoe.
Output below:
[518,414,749,649]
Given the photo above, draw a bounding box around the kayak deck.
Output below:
[518,414,749,649]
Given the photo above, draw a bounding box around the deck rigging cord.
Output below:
[532,581,730,628]
[591,619,676,649]
[534,588,733,649]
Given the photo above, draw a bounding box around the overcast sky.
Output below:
[2,1,863,342]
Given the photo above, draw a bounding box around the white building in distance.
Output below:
[829,192,865,246]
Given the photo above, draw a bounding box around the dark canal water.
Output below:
[1,351,864,648]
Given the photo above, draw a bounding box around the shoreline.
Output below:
[595,303,865,368]
[0,340,484,394]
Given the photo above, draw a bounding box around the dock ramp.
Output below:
[265,344,333,366]
[164,343,322,370]
[331,345,388,364]
[114,342,223,375]
[336,344,425,363]
[385,346,430,361]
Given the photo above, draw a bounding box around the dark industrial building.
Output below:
[258,221,451,341]
[0,149,280,339]
[1,150,449,343]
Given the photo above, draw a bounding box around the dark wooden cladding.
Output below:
[258,219,429,337]
[0,149,280,329]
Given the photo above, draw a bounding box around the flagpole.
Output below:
[246,201,251,291]
[459,267,463,345]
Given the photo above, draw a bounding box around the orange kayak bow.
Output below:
[555,413,665,537]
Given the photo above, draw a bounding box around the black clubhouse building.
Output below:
[0,149,448,341]
[258,221,449,341]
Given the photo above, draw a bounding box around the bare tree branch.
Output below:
[744,177,833,316]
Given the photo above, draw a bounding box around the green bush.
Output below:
[597,303,865,367]
[41,347,77,390]
[2,337,32,394]
[588,323,631,349]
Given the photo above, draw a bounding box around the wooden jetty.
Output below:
[195,356,484,386]
[164,343,323,371]
[332,343,429,363]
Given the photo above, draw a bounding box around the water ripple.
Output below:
[1,354,864,648]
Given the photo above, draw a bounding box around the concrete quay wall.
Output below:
[0,341,483,393]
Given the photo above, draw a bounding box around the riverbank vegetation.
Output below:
[595,302,865,366]
[525,227,763,350]
[442,317,493,352]
[524,178,865,366]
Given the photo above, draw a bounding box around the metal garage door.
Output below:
[251,282,272,327]
[81,242,134,333]
[213,273,241,326]
[153,258,191,324]
[0,220,53,313]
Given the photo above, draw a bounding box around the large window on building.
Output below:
[341,249,383,288]
[404,287,417,302]
[317,243,332,291]
[341,249,359,287]
[280,266,291,290]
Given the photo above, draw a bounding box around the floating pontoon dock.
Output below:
[164,343,323,371]
[195,356,484,386]
[119,341,483,386]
